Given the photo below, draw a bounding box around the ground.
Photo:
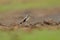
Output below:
[0,7,60,31]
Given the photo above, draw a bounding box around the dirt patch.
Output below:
[0,7,60,31]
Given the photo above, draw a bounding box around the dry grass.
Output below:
[0,24,60,32]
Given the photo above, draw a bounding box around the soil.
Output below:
[0,7,60,31]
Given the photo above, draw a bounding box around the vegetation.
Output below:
[0,30,60,40]
[0,0,60,12]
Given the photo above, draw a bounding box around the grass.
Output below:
[0,30,60,40]
[0,0,60,12]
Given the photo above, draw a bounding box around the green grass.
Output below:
[0,0,60,12]
[0,30,60,40]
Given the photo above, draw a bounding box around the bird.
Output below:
[20,14,30,24]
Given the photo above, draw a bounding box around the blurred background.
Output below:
[0,0,60,40]
[0,0,60,12]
